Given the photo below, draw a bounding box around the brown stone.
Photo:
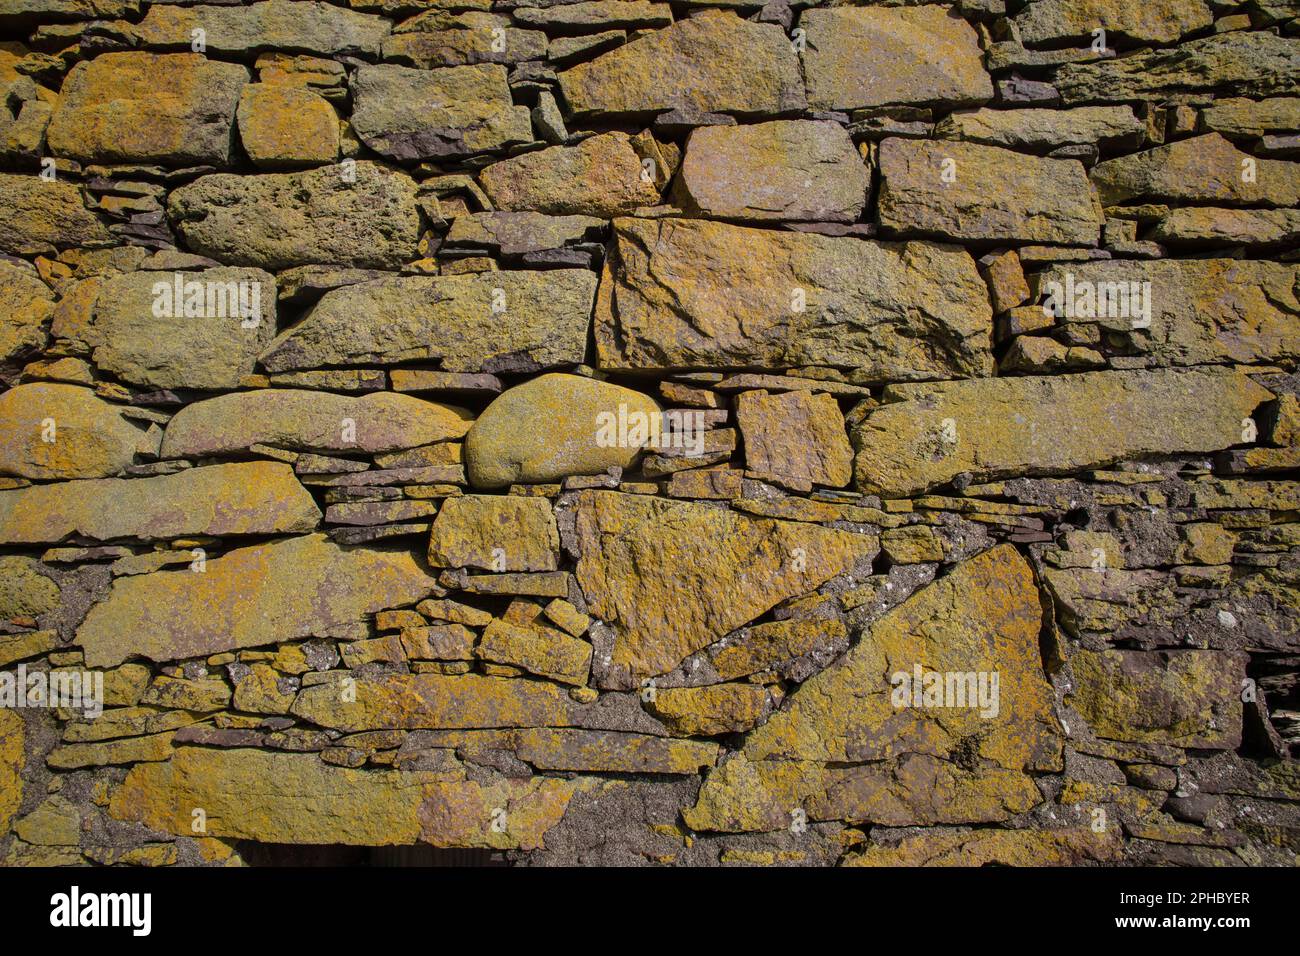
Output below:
[47,52,249,166]
[594,217,993,381]
[478,132,660,217]
[573,490,877,685]
[735,389,853,491]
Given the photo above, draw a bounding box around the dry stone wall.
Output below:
[0,0,1298,867]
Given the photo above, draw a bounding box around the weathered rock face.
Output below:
[167,162,420,269]
[595,218,992,381]
[87,269,276,391]
[0,461,320,543]
[0,261,52,362]
[289,672,583,732]
[844,827,1122,866]
[258,270,596,373]
[465,373,662,488]
[478,132,660,217]
[1092,133,1300,206]
[934,106,1144,151]
[1067,649,1246,750]
[47,53,248,166]
[686,546,1060,831]
[237,84,340,170]
[674,120,870,222]
[132,1,391,57]
[1035,259,1300,367]
[853,369,1271,496]
[0,174,111,256]
[572,491,877,685]
[878,138,1103,244]
[5,1,1299,872]
[429,495,559,571]
[1151,207,1300,246]
[0,555,59,621]
[77,534,437,666]
[1014,0,1213,46]
[1056,32,1300,103]
[735,389,853,491]
[110,746,595,850]
[1201,97,1300,138]
[800,6,991,111]
[557,12,805,117]
[350,63,532,161]
[382,11,547,68]
[160,389,471,456]
[0,383,157,480]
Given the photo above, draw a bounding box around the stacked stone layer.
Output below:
[0,0,1298,867]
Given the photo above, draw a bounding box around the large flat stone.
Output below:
[161,389,471,457]
[1056,32,1300,104]
[800,6,991,111]
[594,217,992,381]
[350,63,532,161]
[853,368,1272,497]
[167,161,420,270]
[1201,97,1300,138]
[88,268,276,391]
[47,52,248,166]
[557,11,805,118]
[0,461,319,544]
[132,0,391,57]
[77,534,438,666]
[674,119,870,223]
[1014,0,1212,46]
[0,383,158,480]
[844,827,1122,866]
[1091,133,1300,206]
[1036,258,1300,367]
[382,11,547,68]
[478,618,592,687]
[1151,207,1300,246]
[572,490,877,685]
[237,83,340,170]
[259,270,595,374]
[750,546,1059,765]
[934,106,1144,151]
[110,746,595,850]
[877,138,1103,244]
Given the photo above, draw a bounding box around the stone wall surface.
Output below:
[0,0,1297,868]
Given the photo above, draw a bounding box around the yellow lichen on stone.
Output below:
[0,708,23,838]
